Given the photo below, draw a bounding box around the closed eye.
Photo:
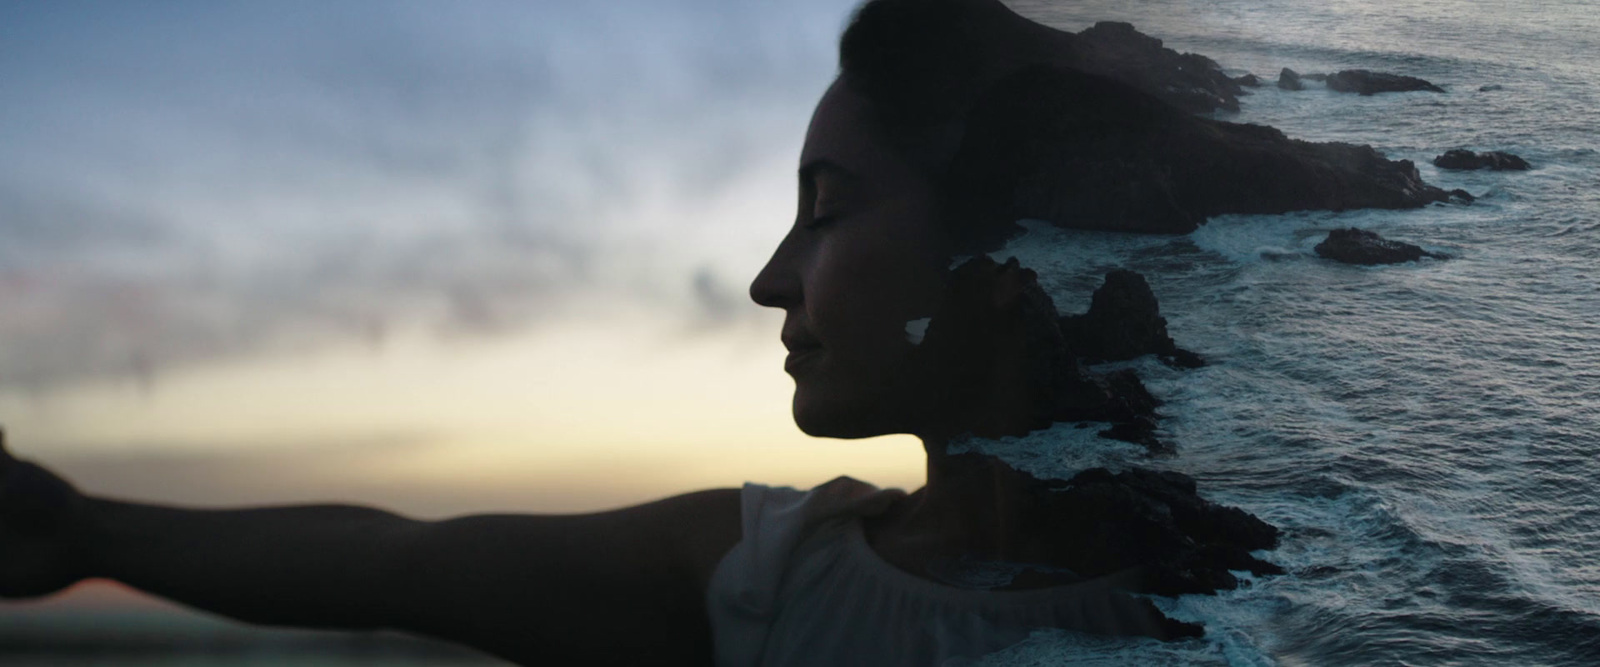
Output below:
[799,160,860,232]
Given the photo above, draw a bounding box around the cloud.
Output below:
[691,264,749,327]
[0,0,855,390]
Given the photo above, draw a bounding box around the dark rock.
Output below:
[926,257,1180,451]
[922,256,1082,435]
[994,459,1283,598]
[926,258,1182,452]
[1325,69,1445,95]
[1277,67,1304,91]
[1052,366,1168,453]
[922,453,1285,638]
[1057,270,1203,367]
[1098,418,1165,453]
[1096,368,1161,422]
[1449,188,1475,203]
[1232,73,1261,87]
[1433,149,1531,171]
[1314,228,1447,265]
[1162,348,1207,369]
[1054,364,1184,454]
[1479,84,1504,92]
[1066,21,1245,114]
[955,67,1460,237]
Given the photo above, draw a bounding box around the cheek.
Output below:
[791,236,948,438]
[806,228,947,374]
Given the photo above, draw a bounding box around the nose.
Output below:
[749,230,802,309]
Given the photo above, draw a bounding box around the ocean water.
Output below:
[967,1,1600,664]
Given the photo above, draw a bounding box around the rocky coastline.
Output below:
[999,23,1525,237]
[969,66,1460,236]
[938,21,1550,638]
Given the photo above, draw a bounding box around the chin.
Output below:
[791,387,902,440]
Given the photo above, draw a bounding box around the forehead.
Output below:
[799,79,920,186]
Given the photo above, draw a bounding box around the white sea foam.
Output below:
[946,420,1148,479]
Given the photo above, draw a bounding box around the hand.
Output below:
[0,428,90,598]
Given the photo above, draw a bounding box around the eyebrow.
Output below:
[798,159,861,188]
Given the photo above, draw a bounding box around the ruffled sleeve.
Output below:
[706,476,904,666]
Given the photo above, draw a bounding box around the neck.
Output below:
[879,296,1047,560]
[875,437,1039,561]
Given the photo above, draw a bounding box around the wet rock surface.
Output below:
[1434,149,1531,171]
[1058,270,1204,368]
[1082,369,1168,454]
[1314,227,1448,265]
[1325,69,1446,95]
[1277,67,1304,91]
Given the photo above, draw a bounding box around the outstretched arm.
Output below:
[0,430,743,666]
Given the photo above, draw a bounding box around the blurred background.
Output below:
[0,0,928,662]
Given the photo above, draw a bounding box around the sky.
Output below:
[1,0,846,394]
[0,0,965,534]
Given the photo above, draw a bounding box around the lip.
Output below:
[784,347,824,374]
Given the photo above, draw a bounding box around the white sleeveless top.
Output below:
[705,477,1145,666]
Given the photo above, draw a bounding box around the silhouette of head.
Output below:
[748,0,1082,441]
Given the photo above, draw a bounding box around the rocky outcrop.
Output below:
[926,256,1168,449]
[990,457,1283,598]
[1325,69,1445,95]
[1065,21,1246,114]
[1085,369,1167,453]
[1051,466,1284,596]
[1277,67,1304,91]
[1058,270,1204,368]
[919,453,1284,638]
[1040,358,1169,453]
[1046,270,1211,452]
[1314,228,1447,265]
[1433,149,1531,171]
[955,67,1460,236]
[1045,23,1448,110]
[925,259,1183,452]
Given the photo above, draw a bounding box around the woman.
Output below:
[1,0,1260,664]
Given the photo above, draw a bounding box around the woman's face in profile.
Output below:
[748,79,955,440]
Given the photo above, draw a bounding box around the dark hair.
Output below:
[837,0,1077,253]
[839,0,1001,132]
[839,0,1201,252]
